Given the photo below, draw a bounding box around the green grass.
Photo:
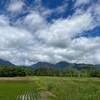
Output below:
[0,77,40,100]
[37,77,100,100]
[0,77,100,100]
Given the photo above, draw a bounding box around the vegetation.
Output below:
[33,67,100,78]
[0,62,100,100]
[37,77,100,100]
[0,77,40,100]
[0,77,100,100]
[0,65,100,77]
[0,65,34,77]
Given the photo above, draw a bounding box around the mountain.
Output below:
[0,59,15,66]
[95,64,100,69]
[29,61,71,69]
[30,61,71,69]
[0,58,99,70]
[29,61,98,70]
[66,63,96,70]
[29,62,55,69]
[54,61,71,69]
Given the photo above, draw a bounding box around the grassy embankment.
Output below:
[0,77,100,100]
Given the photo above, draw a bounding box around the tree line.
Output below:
[33,67,100,77]
[0,65,100,77]
[0,65,33,77]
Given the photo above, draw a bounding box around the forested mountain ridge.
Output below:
[0,59,100,70]
[0,59,100,77]
[29,61,99,70]
[0,59,15,66]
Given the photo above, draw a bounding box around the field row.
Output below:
[0,77,100,100]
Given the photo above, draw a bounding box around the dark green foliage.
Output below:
[33,67,100,78]
[0,65,34,77]
[34,67,58,76]
[67,63,96,70]
[87,69,100,77]
[61,69,79,77]
[0,65,100,78]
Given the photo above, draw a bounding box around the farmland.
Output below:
[0,77,100,100]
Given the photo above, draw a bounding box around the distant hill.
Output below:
[29,62,54,69]
[0,58,99,70]
[66,63,96,70]
[0,59,15,66]
[29,61,98,70]
[29,61,71,69]
[54,61,71,69]
[95,64,100,69]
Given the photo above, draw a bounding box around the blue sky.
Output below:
[0,0,100,65]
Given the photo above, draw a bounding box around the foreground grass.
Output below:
[0,77,40,100]
[36,77,100,100]
[0,77,100,100]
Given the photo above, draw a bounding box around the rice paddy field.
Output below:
[0,76,100,100]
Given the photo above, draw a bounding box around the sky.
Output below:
[0,0,100,65]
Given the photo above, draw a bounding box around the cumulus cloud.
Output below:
[0,15,10,26]
[92,3,100,23]
[0,16,32,49]
[0,0,100,65]
[7,0,25,12]
[24,11,47,31]
[74,0,91,8]
[0,15,34,65]
[36,12,94,48]
[32,0,68,17]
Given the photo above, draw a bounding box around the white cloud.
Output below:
[36,12,94,48]
[0,15,10,26]
[70,37,100,64]
[18,36,100,65]
[7,0,25,12]
[51,3,68,14]
[0,0,100,65]
[0,15,34,65]
[32,0,68,17]
[92,3,100,23]
[24,11,47,31]
[74,0,91,8]
[0,26,32,48]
